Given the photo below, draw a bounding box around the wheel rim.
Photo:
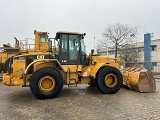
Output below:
[104,73,118,88]
[38,76,56,92]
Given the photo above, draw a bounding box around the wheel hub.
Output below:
[104,73,117,88]
[38,76,56,92]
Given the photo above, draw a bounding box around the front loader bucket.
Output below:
[121,67,156,92]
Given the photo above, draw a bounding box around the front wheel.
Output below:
[96,66,122,94]
[30,68,63,99]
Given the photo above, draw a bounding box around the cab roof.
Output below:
[56,31,82,35]
[55,31,83,39]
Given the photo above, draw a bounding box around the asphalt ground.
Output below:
[0,80,160,120]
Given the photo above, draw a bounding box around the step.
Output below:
[0,73,2,81]
[68,78,78,87]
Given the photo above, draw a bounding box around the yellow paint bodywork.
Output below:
[34,31,49,52]
[89,55,120,78]
[121,67,156,92]
[78,77,90,84]
[0,52,18,64]
[24,59,57,74]
[13,59,26,76]
[0,30,50,72]
[3,54,121,86]
[3,59,26,86]
[3,73,23,86]
[2,34,121,86]
[2,55,56,86]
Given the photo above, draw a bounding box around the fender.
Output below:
[90,63,109,79]
[24,59,66,75]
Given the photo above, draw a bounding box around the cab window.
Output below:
[40,35,46,43]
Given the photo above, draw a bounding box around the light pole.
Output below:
[106,34,109,56]
[106,38,109,56]
[103,42,108,56]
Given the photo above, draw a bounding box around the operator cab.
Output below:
[55,31,87,65]
[34,30,49,52]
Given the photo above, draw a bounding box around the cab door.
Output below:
[58,34,81,65]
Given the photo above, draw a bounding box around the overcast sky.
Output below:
[0,0,159,53]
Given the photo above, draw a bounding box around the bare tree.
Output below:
[98,23,139,61]
[119,44,140,63]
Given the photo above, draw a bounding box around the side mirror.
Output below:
[91,49,94,54]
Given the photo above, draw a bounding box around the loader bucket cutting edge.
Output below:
[120,67,156,92]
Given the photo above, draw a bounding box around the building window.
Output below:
[151,62,157,66]
[151,46,157,51]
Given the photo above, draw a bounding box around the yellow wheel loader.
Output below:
[1,30,51,73]
[0,43,20,72]
[2,31,156,99]
[3,31,123,99]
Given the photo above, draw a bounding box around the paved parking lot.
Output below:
[0,80,160,120]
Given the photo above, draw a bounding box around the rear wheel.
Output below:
[96,66,122,94]
[30,68,63,99]
[0,63,3,72]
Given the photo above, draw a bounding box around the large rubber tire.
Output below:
[0,63,3,72]
[30,68,63,99]
[89,78,97,87]
[96,66,122,94]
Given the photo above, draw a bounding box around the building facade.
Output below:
[97,39,160,72]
